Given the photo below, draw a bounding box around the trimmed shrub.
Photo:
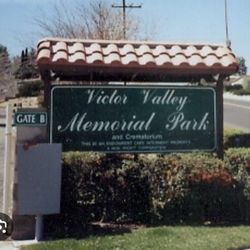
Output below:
[145,153,237,224]
[225,148,250,222]
[224,128,250,148]
[224,84,243,92]
[243,77,250,91]
[231,88,250,96]
[44,149,250,237]
[44,153,151,237]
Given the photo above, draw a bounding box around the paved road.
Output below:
[224,97,250,132]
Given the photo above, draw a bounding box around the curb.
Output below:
[223,93,250,102]
[13,240,38,249]
[0,239,38,250]
[0,241,19,250]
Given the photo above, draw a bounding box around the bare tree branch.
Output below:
[35,0,140,40]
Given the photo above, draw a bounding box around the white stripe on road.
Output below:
[224,102,250,110]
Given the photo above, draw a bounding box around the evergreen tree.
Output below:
[0,44,16,98]
[237,57,247,76]
[14,47,38,79]
[0,44,11,77]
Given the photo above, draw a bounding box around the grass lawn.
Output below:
[21,226,250,250]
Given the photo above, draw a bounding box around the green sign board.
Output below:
[15,111,47,126]
[50,86,216,152]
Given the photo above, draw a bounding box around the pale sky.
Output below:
[0,0,249,71]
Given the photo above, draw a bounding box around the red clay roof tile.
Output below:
[188,55,202,66]
[153,45,168,56]
[121,53,138,64]
[38,42,50,52]
[169,45,183,56]
[52,41,67,53]
[138,53,155,65]
[136,44,151,56]
[36,38,239,77]
[69,52,85,63]
[86,52,103,64]
[103,44,119,55]
[104,53,120,64]
[37,48,50,62]
[155,54,171,66]
[184,46,197,57]
[216,47,231,57]
[68,43,85,54]
[52,50,68,62]
[119,44,136,56]
[204,55,219,66]
[200,46,214,57]
[220,55,235,67]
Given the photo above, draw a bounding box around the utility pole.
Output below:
[224,0,231,46]
[112,0,141,39]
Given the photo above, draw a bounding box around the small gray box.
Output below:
[17,143,62,215]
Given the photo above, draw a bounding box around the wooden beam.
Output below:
[216,75,226,159]
[41,70,51,108]
[52,72,215,83]
[41,70,51,143]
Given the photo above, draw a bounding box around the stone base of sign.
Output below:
[11,214,35,240]
[11,184,35,240]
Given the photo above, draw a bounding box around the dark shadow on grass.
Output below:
[146,220,250,229]
[44,216,250,241]
[44,222,142,241]
[226,246,250,250]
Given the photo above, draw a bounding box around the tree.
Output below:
[36,0,140,40]
[236,57,247,76]
[0,44,15,98]
[0,44,11,78]
[14,48,38,80]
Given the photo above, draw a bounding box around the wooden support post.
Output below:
[41,70,51,143]
[41,70,51,108]
[216,75,225,159]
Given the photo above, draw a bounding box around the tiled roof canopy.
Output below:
[37,38,238,82]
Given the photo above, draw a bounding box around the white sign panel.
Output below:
[17,144,62,215]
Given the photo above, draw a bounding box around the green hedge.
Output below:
[225,148,250,222]
[224,128,250,148]
[224,84,243,92]
[44,149,250,237]
[146,153,236,224]
[231,88,250,95]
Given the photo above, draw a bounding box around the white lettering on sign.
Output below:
[57,112,155,132]
[50,86,217,152]
[15,112,47,125]
[16,114,36,124]
[141,89,188,111]
[86,89,128,105]
[40,114,46,123]
[165,112,210,131]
